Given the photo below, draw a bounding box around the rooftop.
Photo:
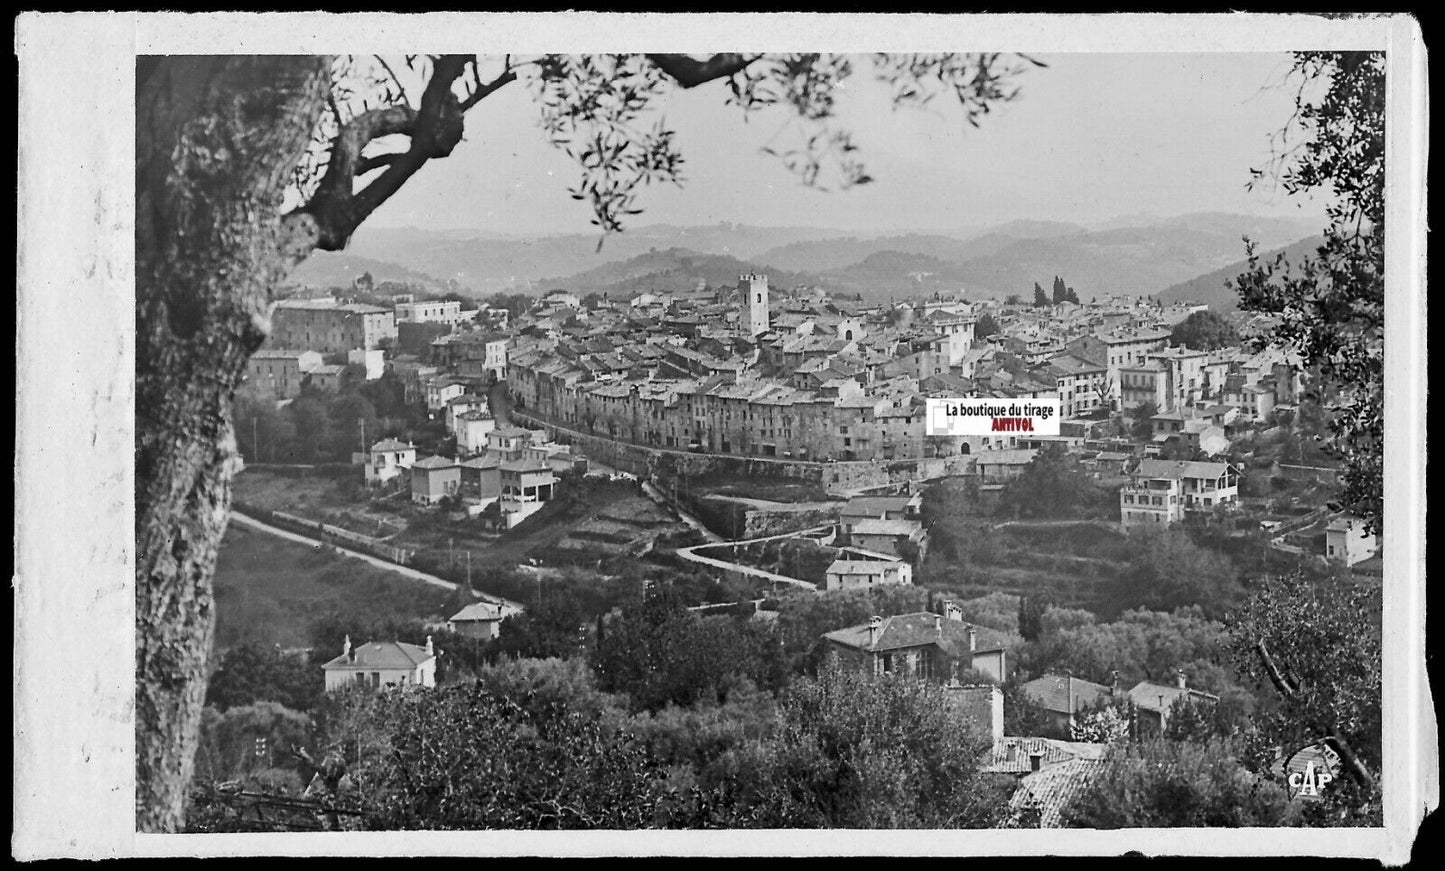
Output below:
[449,602,505,623]
[1132,458,1235,481]
[823,612,1010,656]
[849,518,922,537]
[321,640,432,671]
[826,559,907,575]
[842,495,914,517]
[411,454,458,470]
[1020,674,1113,715]
[1126,680,1219,714]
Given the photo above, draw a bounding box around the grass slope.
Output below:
[212,522,455,652]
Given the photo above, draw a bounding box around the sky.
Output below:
[360,53,1328,236]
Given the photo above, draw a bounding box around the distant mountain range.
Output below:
[1154,235,1325,311]
[289,212,1324,304]
[287,252,448,291]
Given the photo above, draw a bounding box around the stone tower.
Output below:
[742,273,770,337]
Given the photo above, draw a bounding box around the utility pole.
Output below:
[252,416,259,464]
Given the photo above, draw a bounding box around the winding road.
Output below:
[228,509,525,613]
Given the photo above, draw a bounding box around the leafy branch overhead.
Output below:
[1229,51,1384,535]
[284,52,1044,256]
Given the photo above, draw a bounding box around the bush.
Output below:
[1060,737,1295,828]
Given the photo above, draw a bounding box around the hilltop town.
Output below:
[195,261,1380,830]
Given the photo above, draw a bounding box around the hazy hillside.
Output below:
[758,233,972,273]
[288,252,446,291]
[819,251,984,301]
[1154,235,1325,311]
[755,222,1086,274]
[342,223,849,293]
[936,220,1322,301]
[316,212,1328,303]
[536,247,827,298]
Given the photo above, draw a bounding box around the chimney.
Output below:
[945,601,963,622]
[426,635,435,657]
[934,614,942,637]
[867,615,883,647]
[343,634,354,663]
[1175,668,1187,690]
[1028,750,1044,773]
[1111,669,1121,695]
[966,624,977,652]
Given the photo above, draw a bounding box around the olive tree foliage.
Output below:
[1226,571,1381,818]
[136,51,1043,830]
[1229,51,1385,535]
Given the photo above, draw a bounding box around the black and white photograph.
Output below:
[14,12,1432,860]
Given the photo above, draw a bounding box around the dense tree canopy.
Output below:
[1230,51,1385,534]
[1226,571,1381,817]
[974,312,1002,340]
[1061,737,1294,828]
[998,442,1107,519]
[1170,309,1241,351]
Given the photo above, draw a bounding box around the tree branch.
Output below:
[355,152,404,176]
[461,60,517,110]
[645,53,758,88]
[290,54,503,253]
[1254,638,1299,696]
[1322,734,1376,791]
[374,55,410,106]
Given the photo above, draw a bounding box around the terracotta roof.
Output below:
[449,602,505,623]
[823,612,1009,656]
[322,640,432,671]
[850,518,922,537]
[841,495,913,518]
[411,454,458,470]
[1020,674,1114,715]
[826,559,906,575]
[1008,758,1105,827]
[1132,458,1235,481]
[499,459,552,474]
[371,438,413,452]
[1126,680,1219,714]
[459,455,500,469]
[984,737,1108,773]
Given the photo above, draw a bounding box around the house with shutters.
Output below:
[365,438,416,486]
[837,493,921,540]
[410,454,461,505]
[1325,515,1378,566]
[322,636,436,691]
[1119,458,1240,527]
[1126,670,1219,736]
[823,557,913,591]
[1019,672,1118,737]
[446,601,512,640]
[820,602,1009,683]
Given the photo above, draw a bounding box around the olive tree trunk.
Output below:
[134,55,328,833]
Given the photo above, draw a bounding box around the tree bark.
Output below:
[135,55,329,832]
